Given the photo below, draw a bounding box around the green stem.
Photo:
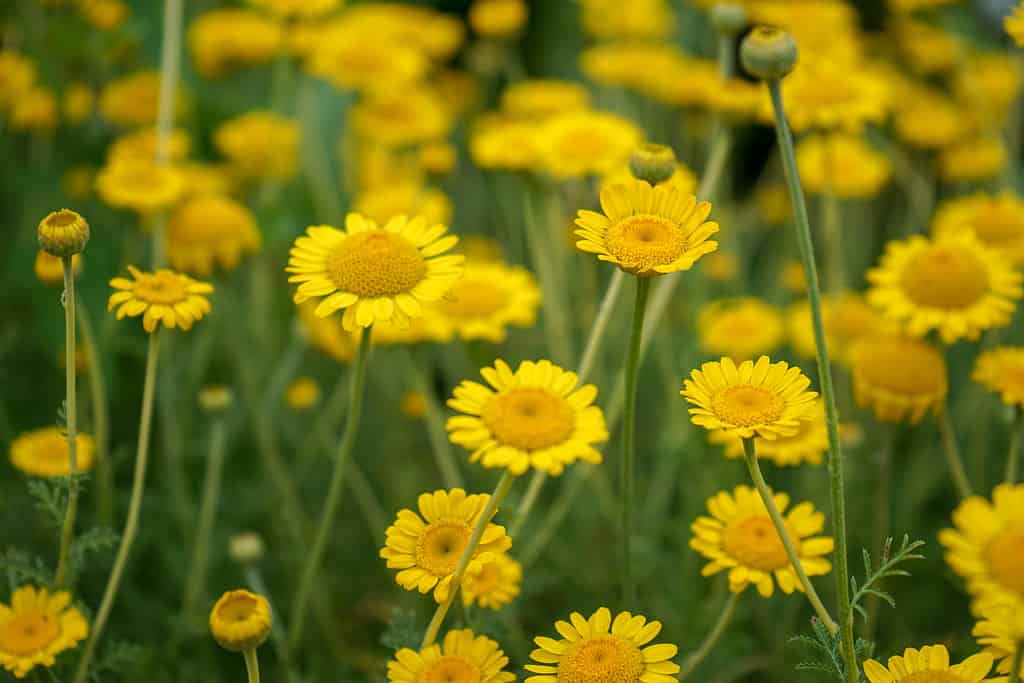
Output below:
[621,276,650,606]
[73,332,160,683]
[243,648,261,683]
[407,350,463,489]
[244,567,298,683]
[152,0,183,268]
[182,418,228,623]
[54,257,79,590]
[421,470,517,649]
[821,188,844,294]
[77,299,112,526]
[938,403,974,499]
[864,425,892,640]
[679,591,740,679]
[1006,408,1023,484]
[289,326,373,650]
[298,78,344,223]
[767,79,856,683]
[509,468,546,538]
[523,188,574,367]
[1008,640,1023,683]
[742,439,836,631]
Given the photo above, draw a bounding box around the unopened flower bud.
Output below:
[740,26,798,81]
[38,209,89,257]
[629,144,678,186]
[228,532,265,564]
[199,385,233,413]
[710,3,747,36]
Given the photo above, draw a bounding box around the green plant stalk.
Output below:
[77,299,112,526]
[742,439,836,630]
[1006,408,1023,484]
[767,81,856,683]
[938,403,974,499]
[73,331,161,683]
[822,188,844,294]
[243,648,261,683]
[679,591,740,678]
[1009,640,1023,683]
[864,425,893,640]
[407,350,464,489]
[523,190,574,367]
[152,0,183,268]
[298,78,344,224]
[289,326,373,650]
[621,275,650,606]
[182,417,228,622]
[421,470,517,649]
[54,257,79,590]
[244,566,298,683]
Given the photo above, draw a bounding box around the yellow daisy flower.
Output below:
[600,161,697,197]
[0,586,88,679]
[940,138,1007,183]
[432,261,541,342]
[248,0,340,19]
[579,0,674,40]
[500,79,590,120]
[208,589,272,652]
[10,88,57,132]
[388,629,515,683]
[95,157,185,214]
[287,213,463,331]
[285,376,320,411]
[575,178,719,276]
[707,78,764,121]
[539,110,643,179]
[646,57,720,108]
[849,334,947,424]
[708,400,830,467]
[351,86,452,149]
[698,298,785,361]
[866,234,1022,344]
[681,356,818,440]
[796,133,891,199]
[580,42,686,94]
[894,89,966,150]
[0,51,36,111]
[9,427,95,478]
[188,9,281,79]
[353,182,452,228]
[524,607,680,683]
[462,551,522,609]
[756,183,792,226]
[762,59,889,133]
[974,347,1024,406]
[308,34,427,94]
[214,110,299,181]
[107,266,214,333]
[326,4,464,61]
[370,313,453,346]
[470,116,541,171]
[380,488,512,604]
[98,71,168,128]
[863,645,996,683]
[786,294,886,364]
[446,359,609,476]
[690,485,834,597]
[470,0,528,38]
[107,126,191,164]
[932,193,1024,265]
[168,195,261,276]
[34,251,81,286]
[1007,1,1024,46]
[974,602,1024,678]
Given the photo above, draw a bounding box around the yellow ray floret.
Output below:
[107,265,213,333]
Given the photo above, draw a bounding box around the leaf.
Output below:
[850,535,926,620]
[0,548,53,587]
[380,608,423,651]
[27,479,66,528]
[67,526,119,583]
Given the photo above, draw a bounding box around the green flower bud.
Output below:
[710,3,747,36]
[629,144,677,186]
[740,26,798,81]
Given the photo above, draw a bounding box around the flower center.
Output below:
[45,210,79,228]
[900,245,990,309]
[710,385,784,427]
[900,672,967,683]
[32,435,70,468]
[605,215,687,272]
[976,205,1024,245]
[217,594,259,623]
[440,278,508,319]
[558,635,645,683]
[421,655,482,683]
[722,514,796,572]
[133,271,190,305]
[416,521,472,576]
[986,525,1024,596]
[855,338,946,397]
[482,387,575,451]
[0,611,60,656]
[327,231,427,298]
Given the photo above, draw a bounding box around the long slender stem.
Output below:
[621,276,650,606]
[244,567,298,683]
[1006,408,1023,484]
[54,257,79,590]
[679,591,741,679]
[938,404,974,499]
[742,439,836,631]
[73,332,161,683]
[821,188,844,294]
[1008,640,1023,683]
[509,469,546,538]
[523,188,574,367]
[767,80,856,683]
[421,470,517,649]
[77,299,112,526]
[864,425,892,640]
[152,0,183,268]
[289,326,373,650]
[407,350,463,489]
[243,648,261,683]
[182,418,228,622]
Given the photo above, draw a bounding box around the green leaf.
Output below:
[380,608,423,651]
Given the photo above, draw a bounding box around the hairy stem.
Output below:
[54,257,79,589]
[621,276,650,606]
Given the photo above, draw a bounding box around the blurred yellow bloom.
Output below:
[470,116,541,170]
[285,377,320,410]
[863,645,994,683]
[779,260,806,294]
[973,347,1024,407]
[10,88,57,132]
[756,183,792,226]
[887,0,957,11]
[400,390,427,419]
[708,400,830,467]
[99,71,172,128]
[849,334,946,424]
[540,110,643,179]
[108,127,191,164]
[247,0,339,20]
[96,157,185,213]
[974,601,1024,678]
[308,34,427,93]
[351,87,452,148]
[419,141,456,176]
[188,9,282,79]
[796,133,890,199]
[469,0,527,38]
[896,19,960,75]
[78,0,129,30]
[108,266,213,333]
[647,57,720,108]
[894,88,966,149]
[786,294,885,364]
[353,182,452,228]
[10,427,95,477]
[703,251,739,282]
[209,589,272,652]
[706,78,763,120]
[178,162,237,198]
[462,552,521,609]
[940,138,1007,183]
[0,585,88,679]
[62,165,95,200]
[1006,1,1024,46]
[215,111,299,181]
[698,298,784,361]
[168,195,261,276]
[955,54,1020,124]
[62,82,94,124]
[500,79,590,121]
[388,629,515,683]
[932,193,1024,265]
[35,251,82,285]
[580,42,685,93]
[432,261,540,342]
[370,313,452,346]
[353,142,421,189]
[459,235,504,264]
[0,51,36,111]
[763,59,888,133]
[578,0,674,40]
[330,4,464,61]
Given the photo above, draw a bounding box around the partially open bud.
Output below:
[740,26,798,81]
[38,209,89,257]
[209,589,272,652]
[629,144,677,186]
[199,385,233,413]
[710,3,747,36]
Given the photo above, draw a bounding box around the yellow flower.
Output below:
[575,178,718,275]
[763,59,888,133]
[297,302,357,363]
[974,602,1024,678]
[400,390,427,419]
[0,585,88,679]
[578,0,674,40]
[698,298,785,361]
[894,88,966,150]
[867,234,1022,343]
[780,260,806,294]
[888,0,958,12]
[896,19,961,75]
[786,294,886,364]
[0,51,36,111]
[470,116,541,170]
[247,0,339,19]
[380,488,512,603]
[691,485,833,596]
[10,88,57,132]
[308,34,427,93]
[708,400,830,467]
[500,79,590,121]
[600,161,697,196]
[447,359,608,476]
[286,213,463,331]
[681,356,818,440]
[168,195,262,276]
[432,261,540,342]
[35,251,82,285]
[351,86,452,149]
[95,157,186,214]
[539,110,643,179]
[353,183,452,228]
[371,314,453,346]
[107,126,191,164]
[646,57,720,108]
[209,589,272,652]
[188,9,281,79]
[956,54,1020,124]
[796,133,890,199]
[974,347,1024,407]
[198,385,234,413]
[178,162,237,198]
[462,551,522,609]
[1007,1,1024,46]
[9,427,95,478]
[78,0,129,30]
[107,266,213,333]
[326,4,464,61]
[941,138,1007,183]
[756,183,792,226]
[420,141,457,176]
[932,193,1024,265]
[580,42,685,94]
[849,334,947,424]
[99,71,173,128]
[470,0,528,38]
[38,208,89,258]
[388,629,515,683]
[707,78,764,120]
[864,645,995,683]
[353,141,422,189]
[214,110,299,181]
[285,376,320,410]
[524,607,680,683]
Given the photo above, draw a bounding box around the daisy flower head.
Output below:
[690,485,834,596]
[539,110,643,179]
[575,178,719,276]
[973,347,1024,406]
[108,266,213,333]
[863,645,995,683]
[698,298,785,361]
[786,294,886,364]
[380,489,512,604]
[0,585,88,679]
[167,194,261,276]
[974,601,1024,678]
[446,359,609,476]
[849,334,947,424]
[388,629,515,683]
[462,551,522,609]
[525,607,680,683]
[432,261,541,342]
[932,192,1024,265]
[286,213,464,331]
[95,157,185,214]
[681,356,818,440]
[10,427,95,478]
[1007,1,1024,46]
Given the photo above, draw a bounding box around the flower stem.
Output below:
[1009,640,1023,683]
[421,470,517,649]
[523,188,574,367]
[1006,408,1023,485]
[288,326,373,650]
[243,648,261,683]
[621,275,650,606]
[77,299,112,526]
[767,79,856,683]
[821,187,844,294]
[679,591,740,678]
[407,350,463,489]
[54,257,79,590]
[244,566,298,683]
[938,403,974,499]
[152,0,183,268]
[864,424,893,640]
[182,417,228,623]
[73,331,161,683]
[742,438,836,631]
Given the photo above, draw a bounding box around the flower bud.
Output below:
[740,26,798,81]
[38,209,89,257]
[629,144,678,186]
[209,589,272,652]
[710,3,747,36]
[228,532,265,564]
[199,385,234,413]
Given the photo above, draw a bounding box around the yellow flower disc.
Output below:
[168,194,261,276]
[708,399,830,467]
[849,334,947,424]
[0,586,89,679]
